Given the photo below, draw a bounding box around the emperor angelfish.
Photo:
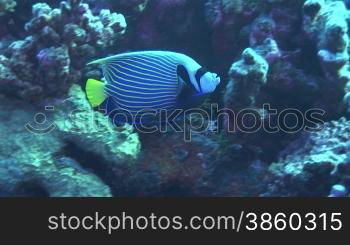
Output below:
[85,51,221,125]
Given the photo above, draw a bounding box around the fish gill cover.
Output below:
[0,0,350,197]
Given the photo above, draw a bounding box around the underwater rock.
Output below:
[204,0,266,70]
[0,83,142,197]
[0,0,127,101]
[133,132,221,196]
[0,54,41,98]
[54,84,141,163]
[224,48,269,110]
[0,97,112,197]
[205,0,264,29]
[250,15,282,64]
[303,0,350,85]
[266,117,350,196]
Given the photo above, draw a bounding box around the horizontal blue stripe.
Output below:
[110,59,177,79]
[115,97,176,107]
[110,61,177,81]
[107,69,177,89]
[112,94,176,105]
[107,69,178,91]
[116,99,176,112]
[116,105,176,113]
[117,55,177,71]
[108,64,177,85]
[139,54,177,67]
[107,81,176,95]
[114,56,177,73]
[105,86,177,100]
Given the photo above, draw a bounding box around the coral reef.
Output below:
[2,0,350,197]
[224,48,269,110]
[303,0,350,84]
[0,83,140,197]
[217,1,350,196]
[0,0,127,101]
[265,117,350,196]
[0,94,112,197]
[55,84,141,163]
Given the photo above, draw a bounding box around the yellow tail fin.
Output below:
[86,79,107,107]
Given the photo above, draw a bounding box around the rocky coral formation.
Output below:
[0,0,16,16]
[0,83,141,197]
[55,84,141,163]
[0,94,112,197]
[265,117,350,196]
[206,0,350,112]
[250,15,282,64]
[224,48,269,110]
[216,1,350,194]
[303,0,350,84]
[2,0,350,197]
[205,0,265,30]
[0,0,126,101]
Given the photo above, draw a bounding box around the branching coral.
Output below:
[0,0,127,101]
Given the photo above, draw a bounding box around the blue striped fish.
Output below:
[86,51,221,125]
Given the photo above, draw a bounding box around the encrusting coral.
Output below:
[0,93,112,197]
[55,84,141,163]
[0,83,141,197]
[0,0,127,101]
[265,117,350,196]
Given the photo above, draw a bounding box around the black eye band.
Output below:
[195,67,208,93]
